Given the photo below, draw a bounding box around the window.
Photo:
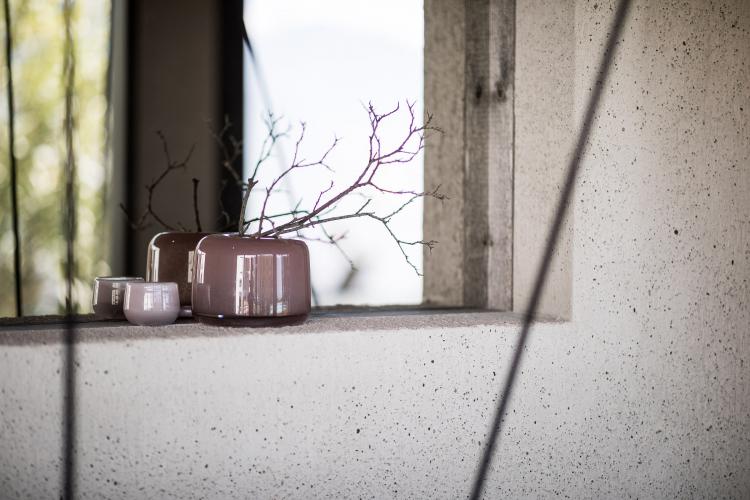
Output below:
[243,0,425,306]
[1,0,531,318]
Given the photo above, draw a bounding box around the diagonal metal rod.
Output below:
[61,0,77,497]
[468,0,633,498]
[3,0,23,317]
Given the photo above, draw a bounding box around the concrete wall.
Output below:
[512,0,750,496]
[514,0,575,318]
[1,0,749,498]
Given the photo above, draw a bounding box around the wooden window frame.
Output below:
[423,0,515,310]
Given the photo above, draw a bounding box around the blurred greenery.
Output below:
[1,0,111,316]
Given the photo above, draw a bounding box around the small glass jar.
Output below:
[146,232,211,310]
[92,277,145,320]
[123,282,180,326]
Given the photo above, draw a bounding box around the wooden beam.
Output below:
[424,0,514,309]
[424,0,466,306]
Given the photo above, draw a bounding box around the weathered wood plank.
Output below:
[423,0,467,306]
[424,0,514,309]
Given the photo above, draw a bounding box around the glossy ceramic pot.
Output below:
[92,276,145,320]
[146,232,211,309]
[123,282,180,326]
[191,234,311,326]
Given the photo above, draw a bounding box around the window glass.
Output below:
[0,0,111,315]
[243,0,424,306]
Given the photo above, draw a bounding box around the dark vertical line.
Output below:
[508,0,516,313]
[468,0,633,498]
[219,0,244,228]
[3,0,23,317]
[100,0,115,230]
[124,0,137,275]
[61,0,77,497]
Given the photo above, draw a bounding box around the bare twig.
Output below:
[210,113,291,233]
[238,178,257,234]
[240,101,443,275]
[242,207,310,233]
[251,113,286,181]
[268,193,438,275]
[256,101,438,237]
[255,123,339,236]
[298,225,356,271]
[208,115,244,189]
[192,178,202,232]
[123,103,443,275]
[119,131,195,231]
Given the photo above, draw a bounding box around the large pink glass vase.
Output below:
[191,234,311,326]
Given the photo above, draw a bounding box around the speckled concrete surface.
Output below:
[514,0,576,320]
[0,319,570,499]
[2,0,749,498]
[565,0,750,497]
[0,310,528,345]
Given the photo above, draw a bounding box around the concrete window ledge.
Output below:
[0,308,566,345]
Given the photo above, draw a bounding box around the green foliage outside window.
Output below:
[1,0,111,316]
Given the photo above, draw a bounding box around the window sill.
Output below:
[0,307,566,345]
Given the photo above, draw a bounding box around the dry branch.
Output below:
[240,101,443,275]
[119,131,196,231]
[122,103,443,276]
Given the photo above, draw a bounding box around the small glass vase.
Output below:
[146,231,211,311]
[92,276,145,320]
[123,282,180,326]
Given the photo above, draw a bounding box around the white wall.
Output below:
[1,0,749,498]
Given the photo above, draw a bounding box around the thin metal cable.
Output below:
[3,0,23,317]
[62,0,77,497]
[468,1,633,497]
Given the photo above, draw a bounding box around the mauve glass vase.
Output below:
[92,276,144,320]
[123,282,180,326]
[146,232,211,308]
[191,234,311,326]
